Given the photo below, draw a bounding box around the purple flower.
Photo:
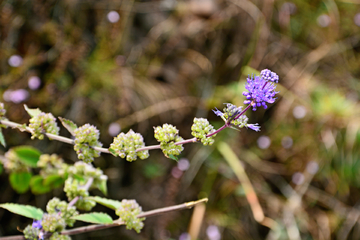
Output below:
[243,70,279,111]
[212,108,224,117]
[32,219,42,229]
[260,69,279,83]
[247,123,261,132]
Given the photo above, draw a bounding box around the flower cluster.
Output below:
[213,103,260,131]
[115,199,145,233]
[191,118,216,145]
[243,69,279,111]
[23,224,41,240]
[37,154,68,177]
[24,217,72,240]
[28,112,60,140]
[46,197,78,227]
[260,69,279,83]
[63,162,108,211]
[154,124,184,158]
[48,232,71,240]
[0,149,30,173]
[64,178,96,211]
[41,213,66,232]
[67,161,108,189]
[73,124,102,163]
[109,129,149,162]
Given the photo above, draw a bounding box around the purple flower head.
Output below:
[247,123,261,132]
[223,103,243,120]
[243,70,279,111]
[32,219,42,229]
[260,69,279,83]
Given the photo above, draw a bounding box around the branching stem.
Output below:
[0,103,253,156]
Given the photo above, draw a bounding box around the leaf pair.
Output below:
[0,196,122,225]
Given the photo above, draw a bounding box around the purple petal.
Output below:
[32,219,42,229]
[247,123,261,132]
[212,108,224,117]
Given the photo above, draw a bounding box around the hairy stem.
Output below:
[0,119,231,155]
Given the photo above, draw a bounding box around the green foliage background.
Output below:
[1,0,360,239]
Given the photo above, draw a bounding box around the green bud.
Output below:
[109,129,149,162]
[49,232,72,240]
[41,213,66,232]
[191,118,216,145]
[154,124,184,158]
[74,124,102,163]
[29,112,60,140]
[115,199,145,233]
[23,225,41,240]
[63,177,96,211]
[47,197,78,227]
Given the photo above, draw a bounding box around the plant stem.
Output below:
[234,103,252,120]
[61,198,208,236]
[1,107,248,156]
[206,123,227,138]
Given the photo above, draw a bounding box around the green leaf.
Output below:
[0,128,6,148]
[30,175,51,194]
[86,196,121,210]
[71,212,113,224]
[9,172,32,193]
[169,154,178,162]
[0,163,3,175]
[0,203,43,220]
[58,117,78,136]
[96,180,107,196]
[13,146,41,167]
[24,105,42,118]
[43,174,65,188]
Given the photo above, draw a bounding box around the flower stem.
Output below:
[0,114,237,155]
[206,124,228,138]
[234,103,252,120]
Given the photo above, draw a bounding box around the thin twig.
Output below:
[0,119,227,155]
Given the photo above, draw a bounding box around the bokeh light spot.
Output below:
[107,11,120,23]
[108,122,121,137]
[28,76,41,90]
[206,225,221,240]
[317,14,331,27]
[292,172,305,185]
[177,158,190,171]
[293,105,307,119]
[306,161,319,175]
[8,55,23,67]
[257,136,271,149]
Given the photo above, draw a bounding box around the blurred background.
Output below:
[1,0,360,239]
